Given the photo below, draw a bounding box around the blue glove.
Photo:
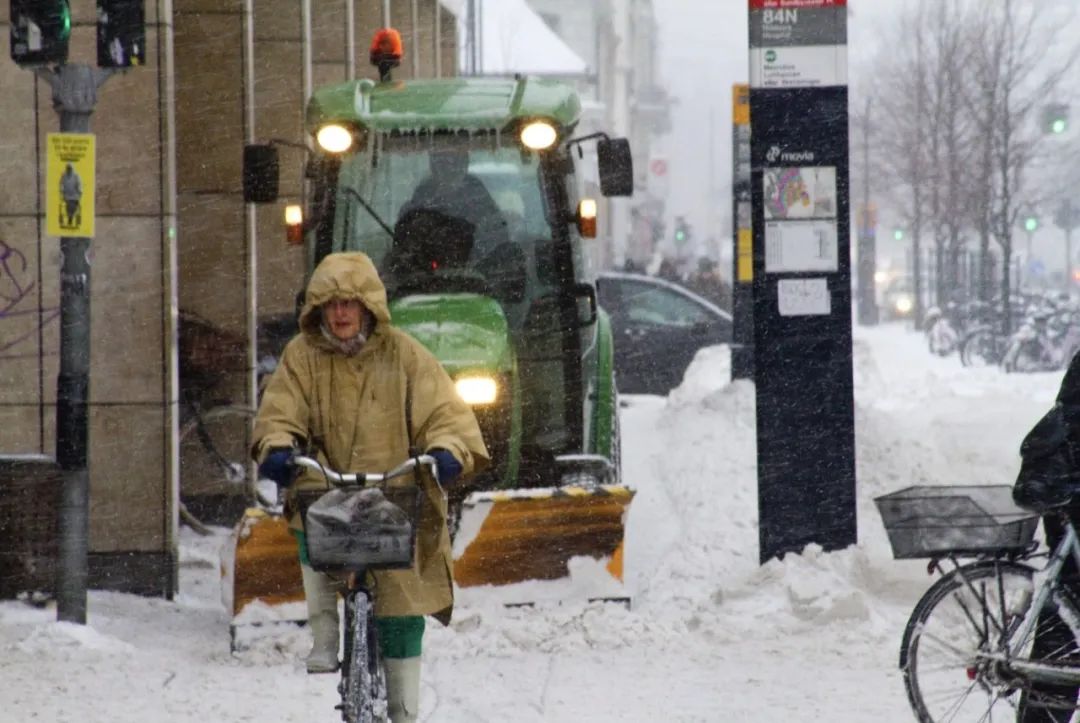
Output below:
[258,448,297,487]
[429,448,462,484]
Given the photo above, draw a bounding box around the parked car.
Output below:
[596,271,733,395]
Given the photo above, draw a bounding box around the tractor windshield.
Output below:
[330,132,563,327]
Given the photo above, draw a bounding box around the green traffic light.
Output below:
[1025,216,1039,232]
[1053,119,1067,134]
[675,231,686,241]
[56,1,72,39]
[893,229,904,241]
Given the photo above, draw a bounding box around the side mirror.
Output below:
[243,144,280,203]
[573,282,598,327]
[597,138,633,197]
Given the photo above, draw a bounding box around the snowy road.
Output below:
[0,324,1063,722]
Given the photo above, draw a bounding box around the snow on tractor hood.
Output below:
[389,293,513,377]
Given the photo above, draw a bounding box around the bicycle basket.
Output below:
[303,484,421,573]
[874,485,1039,560]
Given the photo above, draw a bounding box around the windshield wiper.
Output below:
[342,186,394,238]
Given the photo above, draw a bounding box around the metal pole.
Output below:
[856,97,878,325]
[301,0,312,101]
[345,0,356,80]
[383,0,391,26]
[434,0,442,77]
[411,0,420,78]
[1067,227,1073,291]
[36,63,113,625]
[467,0,476,75]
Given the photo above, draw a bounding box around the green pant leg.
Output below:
[376,616,425,659]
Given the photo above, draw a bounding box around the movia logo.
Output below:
[764,49,777,63]
[766,146,816,163]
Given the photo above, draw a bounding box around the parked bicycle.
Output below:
[876,484,1080,721]
[293,453,438,723]
[1002,308,1080,374]
[178,398,266,534]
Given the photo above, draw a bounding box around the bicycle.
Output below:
[876,485,1080,721]
[178,399,267,534]
[293,453,439,723]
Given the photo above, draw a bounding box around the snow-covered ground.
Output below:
[0,324,1063,722]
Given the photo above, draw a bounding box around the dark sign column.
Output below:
[748,0,855,563]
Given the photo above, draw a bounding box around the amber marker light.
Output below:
[370,28,404,65]
[285,204,304,245]
[577,198,598,238]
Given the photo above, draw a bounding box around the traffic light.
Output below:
[893,228,904,241]
[97,0,145,68]
[674,217,691,246]
[1024,215,1039,233]
[9,0,71,66]
[1042,103,1069,135]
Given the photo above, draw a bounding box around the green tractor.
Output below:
[231,30,634,614]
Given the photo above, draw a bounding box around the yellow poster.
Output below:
[46,133,95,238]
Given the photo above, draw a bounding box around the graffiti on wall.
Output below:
[0,237,59,358]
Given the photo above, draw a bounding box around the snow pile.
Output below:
[15,619,136,656]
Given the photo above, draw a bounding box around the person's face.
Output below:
[324,298,364,340]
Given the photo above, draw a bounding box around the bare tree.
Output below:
[873,4,932,327]
[869,0,1079,333]
[965,0,1078,330]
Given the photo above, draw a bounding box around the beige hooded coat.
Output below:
[252,252,489,622]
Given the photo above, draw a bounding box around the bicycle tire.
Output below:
[178,404,265,534]
[960,328,1003,368]
[339,591,388,723]
[902,560,1080,721]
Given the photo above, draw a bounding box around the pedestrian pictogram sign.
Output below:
[46,133,95,238]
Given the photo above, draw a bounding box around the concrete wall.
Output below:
[0,0,180,596]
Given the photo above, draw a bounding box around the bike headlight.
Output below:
[455,376,498,405]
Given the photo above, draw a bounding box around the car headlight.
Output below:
[455,376,498,405]
[894,295,914,314]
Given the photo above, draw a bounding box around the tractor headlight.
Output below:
[455,376,498,405]
[520,121,557,150]
[316,124,354,153]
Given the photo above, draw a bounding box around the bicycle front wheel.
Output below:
[902,560,1039,722]
[340,592,388,723]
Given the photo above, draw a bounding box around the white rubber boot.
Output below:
[384,656,421,722]
[300,563,340,673]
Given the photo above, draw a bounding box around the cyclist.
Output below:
[1015,350,1080,721]
[252,251,489,722]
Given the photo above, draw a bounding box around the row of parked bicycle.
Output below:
[923,292,1080,373]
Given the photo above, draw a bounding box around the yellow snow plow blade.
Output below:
[452,484,634,591]
[226,508,304,617]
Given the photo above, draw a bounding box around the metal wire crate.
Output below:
[874,485,1039,559]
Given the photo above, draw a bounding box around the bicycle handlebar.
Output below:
[292,454,440,489]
